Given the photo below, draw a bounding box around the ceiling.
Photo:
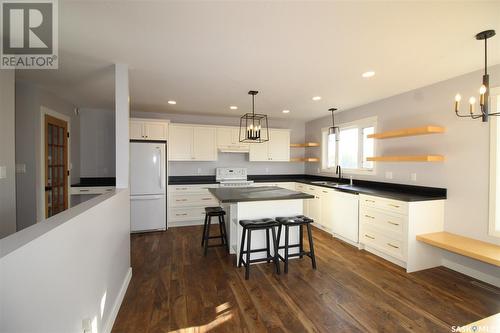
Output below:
[16,1,500,120]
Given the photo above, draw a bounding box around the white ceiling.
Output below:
[17,1,500,120]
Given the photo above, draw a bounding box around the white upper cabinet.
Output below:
[130,118,169,141]
[169,125,194,160]
[216,127,249,151]
[169,124,217,161]
[249,129,290,162]
[193,127,217,160]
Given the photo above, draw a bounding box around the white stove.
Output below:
[216,168,254,188]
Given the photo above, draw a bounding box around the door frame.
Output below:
[38,107,71,221]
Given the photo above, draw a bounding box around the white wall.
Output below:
[0,70,16,239]
[15,82,81,230]
[0,189,131,333]
[305,65,500,284]
[79,108,116,177]
[132,111,306,175]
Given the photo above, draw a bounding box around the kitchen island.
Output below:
[209,186,314,264]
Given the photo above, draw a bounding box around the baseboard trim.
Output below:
[103,267,132,333]
[442,258,500,288]
[169,220,218,227]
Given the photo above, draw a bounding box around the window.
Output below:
[489,88,500,237]
[322,117,376,173]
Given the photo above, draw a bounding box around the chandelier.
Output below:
[239,91,269,143]
[454,29,496,122]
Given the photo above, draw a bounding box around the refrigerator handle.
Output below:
[157,147,164,189]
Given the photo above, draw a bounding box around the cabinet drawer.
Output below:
[360,226,405,260]
[170,207,206,221]
[360,207,405,235]
[168,184,217,194]
[360,194,407,215]
[71,187,115,195]
[170,194,218,207]
[295,183,306,192]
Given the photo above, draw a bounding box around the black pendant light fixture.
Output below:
[328,108,339,141]
[454,29,497,122]
[239,90,270,143]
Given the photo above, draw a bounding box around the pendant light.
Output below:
[328,108,339,141]
[454,29,497,122]
[239,90,270,143]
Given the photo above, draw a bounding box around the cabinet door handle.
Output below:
[387,243,399,249]
[79,189,90,192]
[175,213,188,216]
[201,198,212,201]
[364,234,375,240]
[175,199,188,202]
[388,204,400,208]
[322,190,328,193]
[364,214,375,219]
[176,188,188,191]
[365,199,375,203]
[387,221,399,226]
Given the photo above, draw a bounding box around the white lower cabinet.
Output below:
[253,182,295,190]
[168,184,219,226]
[359,194,445,272]
[331,191,359,244]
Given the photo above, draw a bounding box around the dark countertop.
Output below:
[71,177,116,187]
[209,186,314,203]
[171,174,447,202]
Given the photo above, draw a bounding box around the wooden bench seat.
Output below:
[416,232,500,267]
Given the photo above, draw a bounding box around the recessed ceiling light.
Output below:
[312,96,322,101]
[167,100,177,105]
[282,110,290,114]
[362,71,375,78]
[230,106,238,110]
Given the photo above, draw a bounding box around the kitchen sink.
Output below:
[310,181,341,187]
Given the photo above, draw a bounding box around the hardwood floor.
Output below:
[112,226,500,333]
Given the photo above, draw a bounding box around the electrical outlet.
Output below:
[265,167,269,174]
[385,171,393,179]
[410,173,417,182]
[16,164,26,174]
[82,318,92,333]
[197,168,202,174]
[0,166,6,179]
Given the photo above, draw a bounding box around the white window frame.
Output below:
[489,87,500,237]
[321,116,377,175]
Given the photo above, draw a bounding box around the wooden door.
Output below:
[45,115,69,218]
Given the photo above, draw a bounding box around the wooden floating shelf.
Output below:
[416,232,500,267]
[368,126,445,139]
[367,155,444,162]
[290,142,320,148]
[290,157,320,162]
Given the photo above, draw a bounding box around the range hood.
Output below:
[218,145,250,153]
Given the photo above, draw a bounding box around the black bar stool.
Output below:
[202,206,229,256]
[276,215,317,273]
[238,218,280,280]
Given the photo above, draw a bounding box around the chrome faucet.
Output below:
[335,165,342,182]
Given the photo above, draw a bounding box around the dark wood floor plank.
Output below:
[112,225,500,333]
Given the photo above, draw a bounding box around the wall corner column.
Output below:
[115,64,130,189]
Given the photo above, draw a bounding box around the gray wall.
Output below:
[0,70,16,239]
[305,65,500,280]
[79,108,116,177]
[305,65,500,244]
[15,82,80,230]
[132,111,306,176]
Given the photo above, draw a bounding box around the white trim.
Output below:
[320,116,378,174]
[103,267,132,333]
[38,107,71,222]
[489,87,500,238]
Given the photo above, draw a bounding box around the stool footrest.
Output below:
[277,244,300,250]
[240,247,270,254]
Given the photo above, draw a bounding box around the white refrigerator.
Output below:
[130,141,167,232]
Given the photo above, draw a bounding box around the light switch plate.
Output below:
[410,173,417,182]
[0,166,6,179]
[385,171,393,179]
[16,164,26,174]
